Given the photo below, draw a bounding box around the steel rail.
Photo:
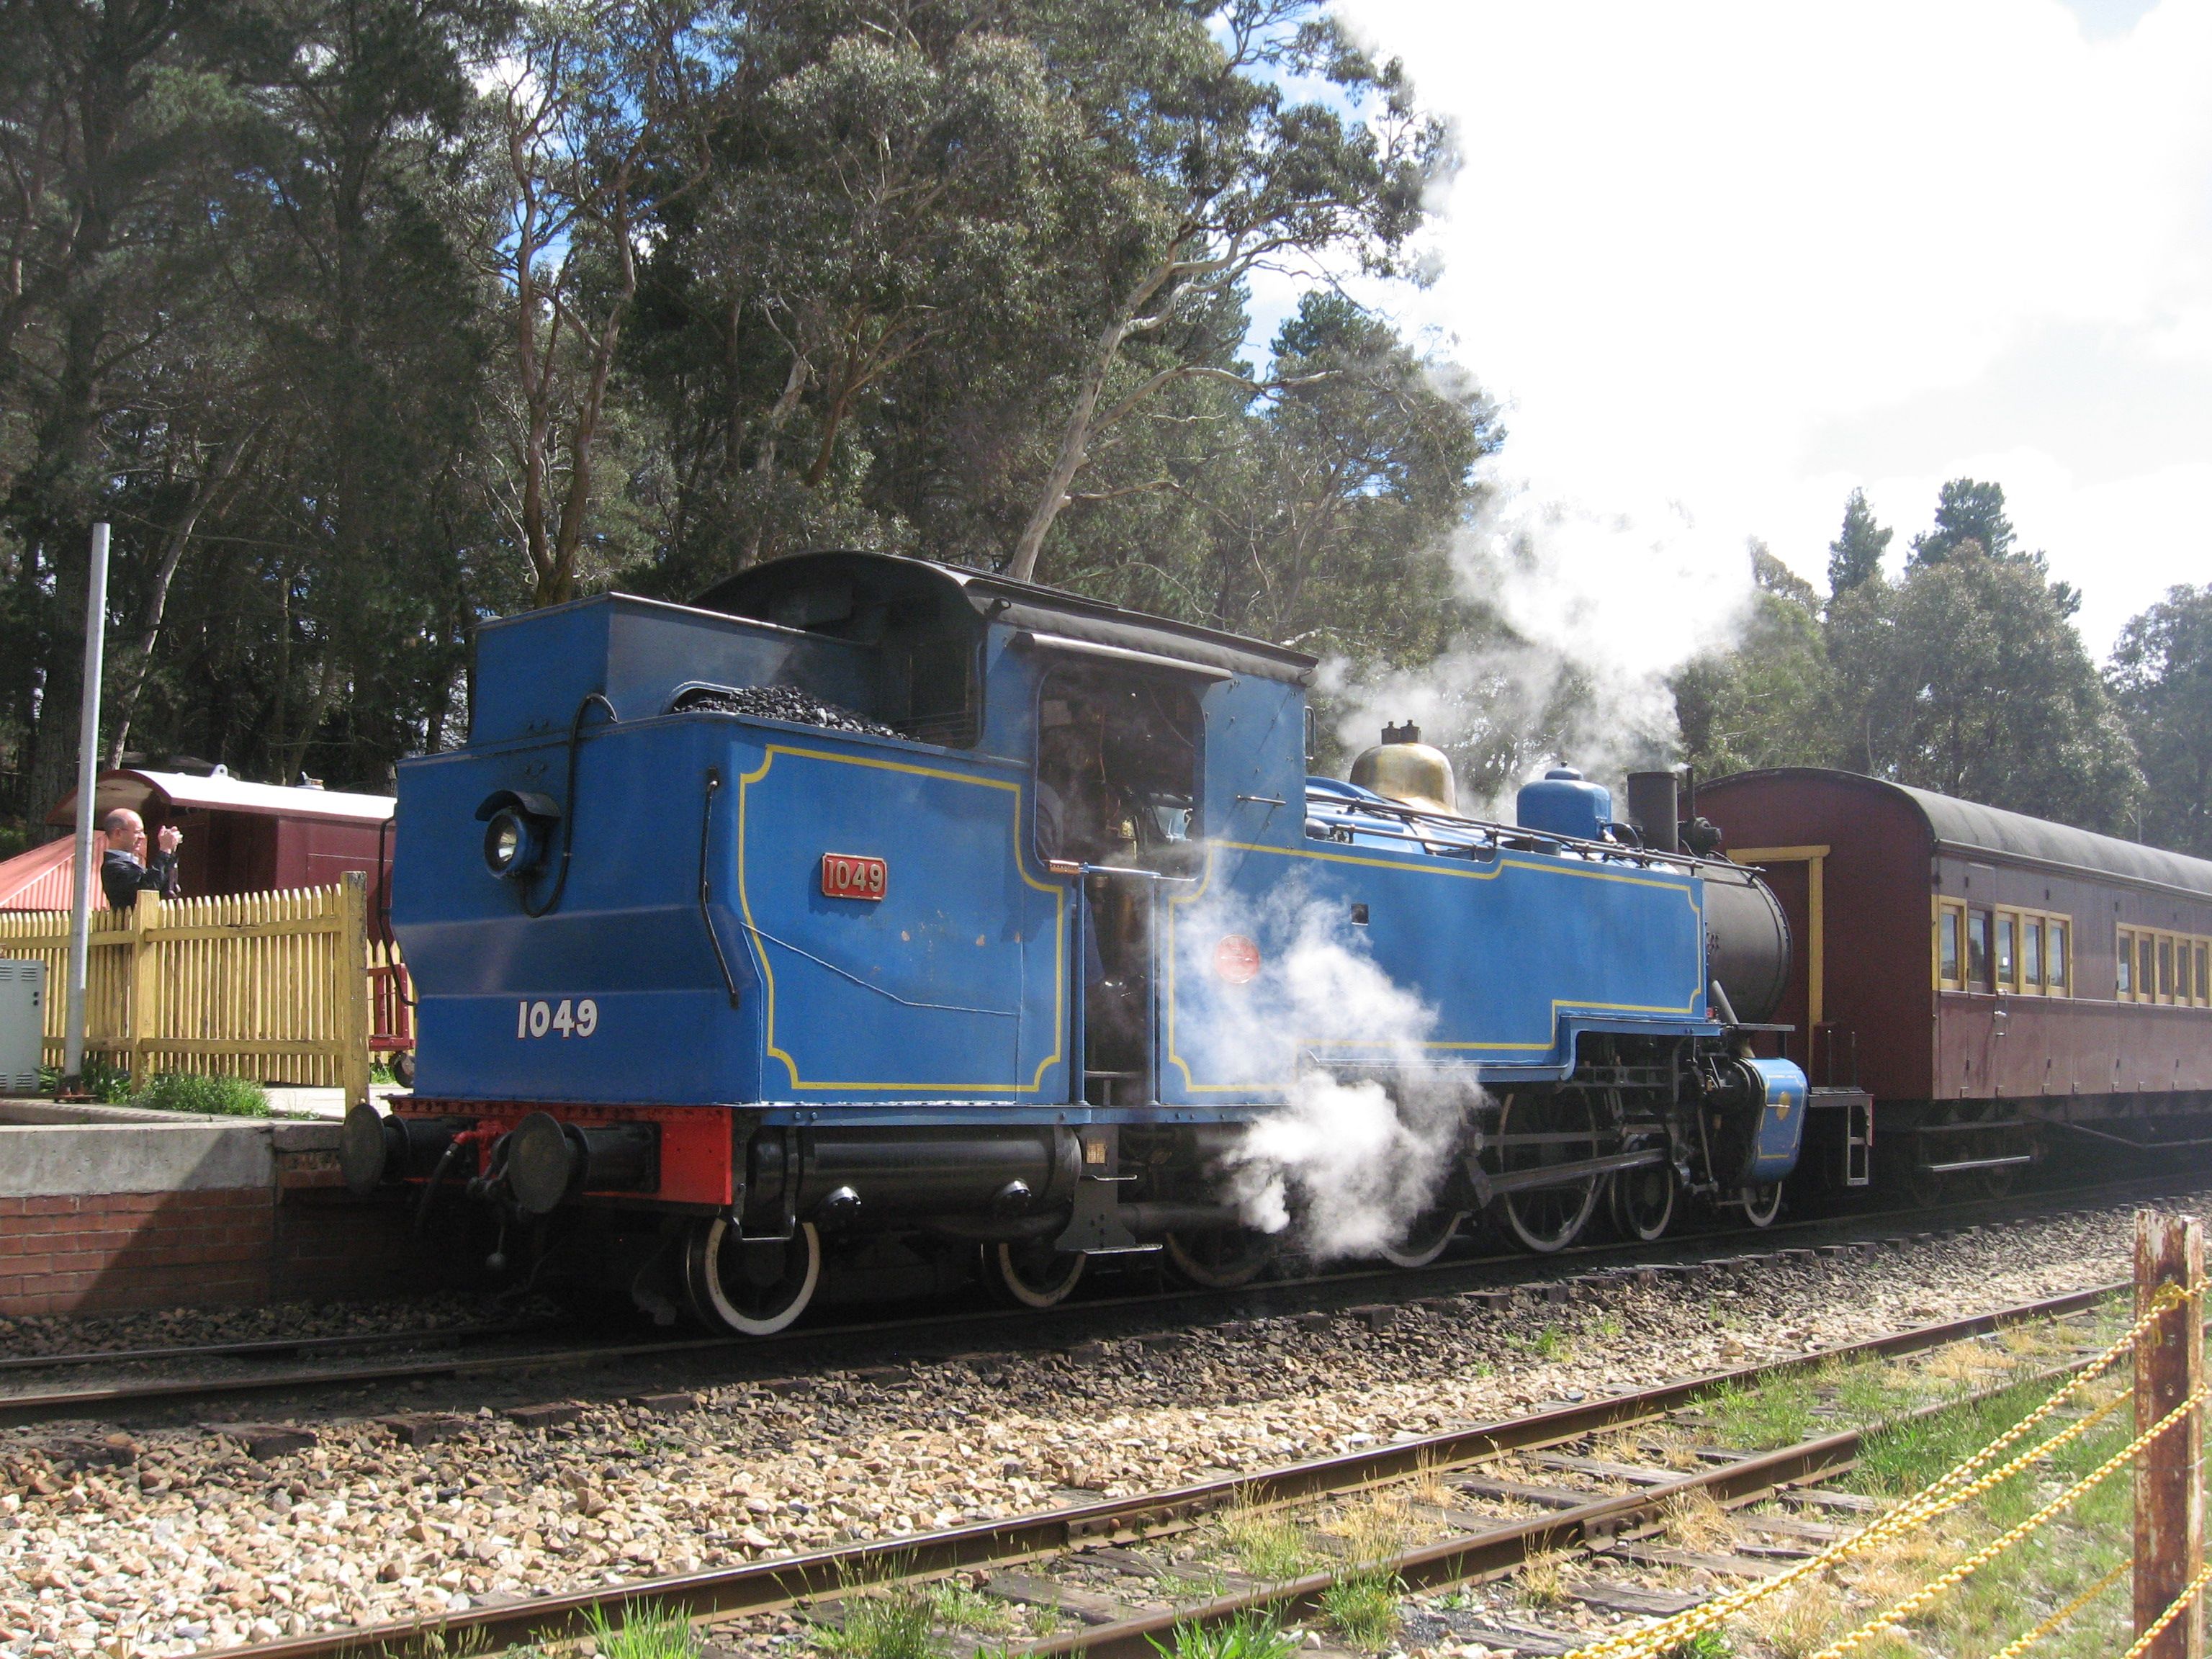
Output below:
[1,1169,2191,1427]
[0,1321,550,1375]
[1031,1354,2098,1659]
[212,1280,2125,1659]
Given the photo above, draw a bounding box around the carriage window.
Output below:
[2118,930,2135,998]
[2198,943,2209,1007]
[2047,921,2069,996]
[2141,935,2157,1003]
[2159,936,2176,1002]
[1968,910,1991,989]
[2181,938,2195,1004]
[1995,912,2018,992]
[1937,902,1964,990]
[2023,918,2043,992]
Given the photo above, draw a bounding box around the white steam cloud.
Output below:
[1176,882,1475,1262]
[1322,480,1759,815]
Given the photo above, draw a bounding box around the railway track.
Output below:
[0,1168,2195,1430]
[208,1280,2127,1659]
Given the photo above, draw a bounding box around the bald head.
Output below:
[102,809,143,841]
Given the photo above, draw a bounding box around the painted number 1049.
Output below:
[517,998,598,1038]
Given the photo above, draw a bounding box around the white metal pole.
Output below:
[63,522,109,1083]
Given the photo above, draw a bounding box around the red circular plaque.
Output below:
[1213,934,1262,984]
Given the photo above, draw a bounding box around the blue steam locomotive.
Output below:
[342,550,1806,1331]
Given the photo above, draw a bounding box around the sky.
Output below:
[1315,0,2212,657]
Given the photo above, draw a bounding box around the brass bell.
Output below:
[1349,721,1460,816]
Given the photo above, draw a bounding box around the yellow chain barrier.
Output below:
[2117,1557,2212,1659]
[1555,1282,2203,1659]
[1801,1375,2210,1658]
[1982,1557,2131,1659]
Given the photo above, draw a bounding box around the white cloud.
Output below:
[1334,0,2212,653]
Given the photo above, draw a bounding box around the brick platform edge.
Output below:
[0,1108,429,1316]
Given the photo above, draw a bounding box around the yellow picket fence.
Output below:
[0,871,375,1101]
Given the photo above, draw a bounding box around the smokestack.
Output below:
[1625,770,1680,853]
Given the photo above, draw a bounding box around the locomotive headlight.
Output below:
[483,806,548,880]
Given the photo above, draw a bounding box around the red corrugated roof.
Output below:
[0,833,110,912]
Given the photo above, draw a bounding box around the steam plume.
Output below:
[1174,881,1476,1261]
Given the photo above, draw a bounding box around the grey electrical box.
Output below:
[0,959,46,1095]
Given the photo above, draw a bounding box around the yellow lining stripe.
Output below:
[736,745,1066,1093]
[1164,837,1707,1091]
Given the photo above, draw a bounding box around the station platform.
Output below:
[0,1097,423,1317]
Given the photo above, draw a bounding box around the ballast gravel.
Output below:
[0,1202,2177,1657]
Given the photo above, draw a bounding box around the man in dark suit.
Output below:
[99,809,182,913]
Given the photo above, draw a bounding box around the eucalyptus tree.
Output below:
[2109,586,2212,856]
[1005,0,1443,582]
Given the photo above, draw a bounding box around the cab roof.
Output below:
[693,549,1318,686]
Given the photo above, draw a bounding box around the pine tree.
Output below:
[1826,488,1892,596]
[1910,478,2016,566]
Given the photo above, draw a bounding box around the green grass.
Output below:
[1660,1633,1734,1658]
[588,1606,697,1659]
[1703,1376,1817,1450]
[1319,1570,1402,1652]
[1147,1611,1300,1659]
[1218,1504,1313,1581]
[40,1054,133,1103]
[815,1587,936,1659]
[129,1071,269,1116]
[1532,1326,1570,1361]
[924,1582,1015,1635]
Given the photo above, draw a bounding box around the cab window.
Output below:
[1033,664,1202,873]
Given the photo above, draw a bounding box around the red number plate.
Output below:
[821,853,888,901]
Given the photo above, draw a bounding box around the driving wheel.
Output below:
[1496,1089,1603,1254]
[1377,1208,1465,1268]
[981,1239,1087,1308]
[683,1218,821,1335]
[1740,1182,1784,1228]
[1163,1227,1276,1288]
[1611,1156,1676,1242]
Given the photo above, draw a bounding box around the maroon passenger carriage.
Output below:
[1694,768,2212,1202]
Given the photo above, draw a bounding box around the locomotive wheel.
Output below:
[1611,1159,1676,1243]
[1163,1228,1275,1289]
[1377,1208,1465,1269]
[683,1218,821,1335]
[1741,1182,1784,1228]
[1496,1089,1603,1254]
[981,1239,1087,1308]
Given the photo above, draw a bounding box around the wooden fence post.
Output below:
[2136,1208,2205,1659]
[127,889,161,1090]
[338,871,372,1107]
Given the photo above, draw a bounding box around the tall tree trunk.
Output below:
[107,424,256,765]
